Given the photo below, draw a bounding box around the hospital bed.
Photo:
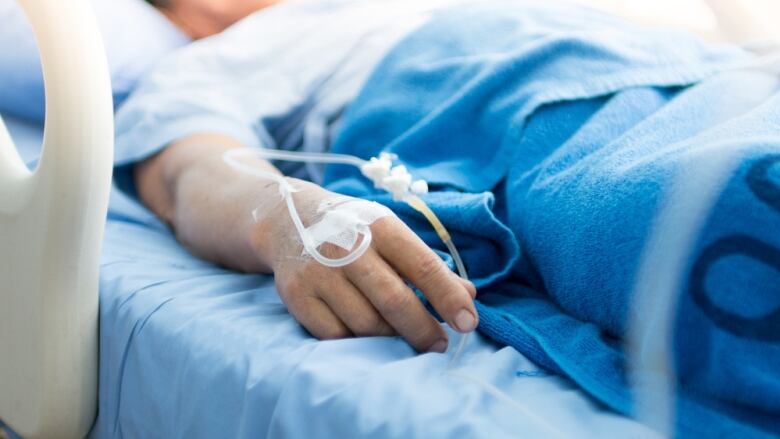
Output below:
[0,0,776,438]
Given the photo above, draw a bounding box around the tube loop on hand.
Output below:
[224,148,377,267]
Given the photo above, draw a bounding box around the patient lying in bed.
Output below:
[127,0,479,355]
[119,0,779,435]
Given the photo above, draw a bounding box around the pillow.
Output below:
[0,0,189,122]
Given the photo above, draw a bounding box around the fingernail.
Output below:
[454,309,477,332]
[429,339,448,353]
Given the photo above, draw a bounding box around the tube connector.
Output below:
[360,152,429,200]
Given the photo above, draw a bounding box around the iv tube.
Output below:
[223,147,472,359]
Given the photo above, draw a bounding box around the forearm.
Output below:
[134,133,478,351]
[134,134,281,273]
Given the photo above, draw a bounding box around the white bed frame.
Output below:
[0,1,113,438]
[0,1,775,439]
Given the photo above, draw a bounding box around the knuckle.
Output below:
[371,216,395,234]
[348,266,392,298]
[377,289,413,317]
[318,242,348,259]
[345,253,377,280]
[302,260,323,276]
[416,254,446,287]
[371,215,405,241]
[277,276,304,298]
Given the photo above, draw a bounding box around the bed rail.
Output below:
[0,0,113,438]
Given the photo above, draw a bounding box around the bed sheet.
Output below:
[86,180,659,438]
[1,116,657,438]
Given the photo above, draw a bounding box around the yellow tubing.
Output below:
[404,194,469,281]
[405,194,452,243]
[404,194,471,366]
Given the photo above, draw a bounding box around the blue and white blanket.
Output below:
[324,1,780,436]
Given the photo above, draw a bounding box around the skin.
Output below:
[140,2,479,351]
[136,135,479,352]
[154,0,283,39]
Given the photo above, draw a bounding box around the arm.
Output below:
[135,134,478,352]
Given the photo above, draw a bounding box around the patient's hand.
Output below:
[252,179,477,352]
[136,137,477,353]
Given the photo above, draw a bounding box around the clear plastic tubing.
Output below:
[223,147,471,361]
[237,147,368,168]
[223,148,372,268]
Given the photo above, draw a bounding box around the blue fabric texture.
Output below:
[89,187,661,438]
[324,1,780,437]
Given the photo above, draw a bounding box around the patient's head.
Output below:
[148,0,281,39]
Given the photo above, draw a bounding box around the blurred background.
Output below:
[575,0,779,44]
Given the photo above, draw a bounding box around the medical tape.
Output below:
[224,148,394,267]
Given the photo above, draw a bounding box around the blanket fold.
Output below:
[325,1,780,436]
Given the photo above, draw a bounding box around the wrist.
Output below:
[245,175,300,271]
[247,177,332,271]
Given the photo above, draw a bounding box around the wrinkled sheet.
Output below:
[86,187,656,438]
[1,78,655,439]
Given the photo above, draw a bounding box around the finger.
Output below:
[317,274,396,337]
[458,277,478,299]
[283,289,352,340]
[373,217,478,333]
[345,250,449,353]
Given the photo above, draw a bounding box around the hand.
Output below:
[253,178,478,353]
[137,138,477,352]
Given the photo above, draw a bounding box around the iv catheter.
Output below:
[223,147,471,360]
[223,148,468,275]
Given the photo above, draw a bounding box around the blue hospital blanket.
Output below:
[323,1,780,437]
